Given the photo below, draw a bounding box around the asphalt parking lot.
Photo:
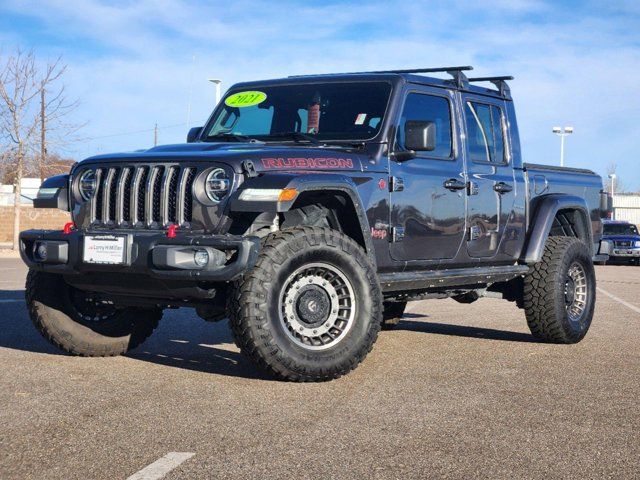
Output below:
[0,258,638,479]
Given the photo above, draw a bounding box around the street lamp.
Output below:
[208,79,222,105]
[552,126,573,167]
[608,173,616,220]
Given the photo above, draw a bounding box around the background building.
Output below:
[612,193,640,226]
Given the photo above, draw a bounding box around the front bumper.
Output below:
[611,247,640,258]
[20,229,260,285]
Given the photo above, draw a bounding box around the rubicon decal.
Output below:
[261,157,354,169]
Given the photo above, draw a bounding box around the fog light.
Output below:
[35,242,48,261]
[194,249,209,267]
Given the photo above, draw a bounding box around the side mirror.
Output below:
[187,126,203,143]
[405,120,436,152]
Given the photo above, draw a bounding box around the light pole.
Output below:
[608,173,616,220]
[552,126,574,167]
[208,79,222,105]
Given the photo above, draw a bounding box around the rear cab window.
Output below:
[465,102,506,164]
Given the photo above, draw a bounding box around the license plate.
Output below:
[83,235,127,264]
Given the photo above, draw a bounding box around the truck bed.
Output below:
[523,162,596,175]
[523,162,604,252]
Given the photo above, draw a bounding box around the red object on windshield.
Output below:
[307,99,320,134]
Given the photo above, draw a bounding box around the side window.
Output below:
[398,93,452,158]
[465,102,506,163]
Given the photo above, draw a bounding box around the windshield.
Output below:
[203,82,392,142]
[604,223,639,235]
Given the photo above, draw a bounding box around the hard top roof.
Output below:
[231,66,513,100]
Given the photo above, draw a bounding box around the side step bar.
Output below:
[379,265,530,293]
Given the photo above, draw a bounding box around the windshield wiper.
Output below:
[266,131,321,145]
[207,132,261,143]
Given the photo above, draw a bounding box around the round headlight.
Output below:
[78,170,97,201]
[205,168,230,203]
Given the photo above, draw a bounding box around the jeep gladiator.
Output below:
[21,66,609,381]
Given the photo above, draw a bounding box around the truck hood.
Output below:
[602,235,640,242]
[77,142,367,174]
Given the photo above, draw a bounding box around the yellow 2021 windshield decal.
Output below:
[225,91,267,108]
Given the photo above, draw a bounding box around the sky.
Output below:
[1,0,639,189]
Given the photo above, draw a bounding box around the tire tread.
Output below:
[229,226,382,382]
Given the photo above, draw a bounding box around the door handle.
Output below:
[493,182,513,194]
[443,178,466,191]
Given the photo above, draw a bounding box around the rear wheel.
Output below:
[229,227,383,381]
[523,237,595,343]
[26,270,162,356]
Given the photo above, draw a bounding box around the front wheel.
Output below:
[523,237,596,343]
[229,227,383,381]
[26,270,162,356]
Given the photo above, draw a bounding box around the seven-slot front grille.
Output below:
[89,165,196,228]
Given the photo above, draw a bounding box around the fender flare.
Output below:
[523,194,593,264]
[229,173,374,258]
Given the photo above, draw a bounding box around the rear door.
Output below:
[389,87,466,261]
[462,95,516,259]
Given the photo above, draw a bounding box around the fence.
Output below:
[0,206,70,244]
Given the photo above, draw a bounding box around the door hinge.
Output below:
[392,226,405,242]
[242,160,258,178]
[390,176,404,192]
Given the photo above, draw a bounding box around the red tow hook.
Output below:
[62,222,76,235]
[166,224,179,238]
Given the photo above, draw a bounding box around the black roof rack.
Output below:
[368,66,473,89]
[289,65,473,89]
[288,67,514,98]
[468,76,514,99]
[366,66,473,75]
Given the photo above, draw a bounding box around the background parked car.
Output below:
[602,220,640,265]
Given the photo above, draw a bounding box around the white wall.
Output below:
[613,194,640,225]
[0,178,41,206]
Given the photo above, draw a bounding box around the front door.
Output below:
[462,95,516,258]
[389,88,466,261]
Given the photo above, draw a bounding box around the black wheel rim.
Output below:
[68,287,118,323]
[278,262,356,350]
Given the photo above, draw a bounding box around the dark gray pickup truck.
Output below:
[21,66,609,381]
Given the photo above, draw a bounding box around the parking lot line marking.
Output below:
[126,452,195,480]
[597,287,640,315]
[0,299,23,303]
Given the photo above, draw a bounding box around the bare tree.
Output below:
[37,61,84,180]
[605,162,627,194]
[0,49,69,249]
